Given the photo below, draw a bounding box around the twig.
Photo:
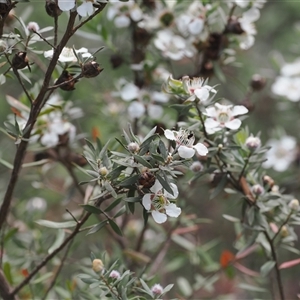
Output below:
[135,223,148,252]
[0,269,17,300]
[100,274,122,300]
[32,30,55,49]
[47,73,83,91]
[41,240,74,300]
[264,231,285,300]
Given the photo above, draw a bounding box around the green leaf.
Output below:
[139,279,153,296]
[177,277,193,297]
[210,174,228,199]
[260,261,276,277]
[114,205,126,218]
[0,158,13,169]
[48,229,65,254]
[4,227,18,243]
[105,198,122,212]
[85,139,96,152]
[133,155,153,168]
[104,181,117,198]
[3,262,13,285]
[35,220,77,229]
[81,204,103,214]
[87,220,107,235]
[156,173,174,195]
[141,126,157,143]
[124,197,141,203]
[119,174,139,187]
[108,219,123,236]
[222,214,240,223]
[238,283,267,293]
[32,272,53,284]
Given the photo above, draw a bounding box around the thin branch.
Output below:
[0,269,17,300]
[135,223,148,252]
[47,73,82,91]
[41,240,74,300]
[32,30,55,49]
[264,231,285,300]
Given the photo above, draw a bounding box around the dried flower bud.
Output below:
[109,270,121,279]
[251,184,264,196]
[128,142,140,153]
[12,51,30,70]
[151,284,163,295]
[27,21,39,32]
[139,172,155,189]
[45,0,62,17]
[99,166,108,177]
[0,39,8,52]
[81,61,103,78]
[55,70,77,91]
[159,11,174,27]
[263,175,275,191]
[92,259,104,273]
[250,74,266,91]
[110,54,124,69]
[245,135,261,151]
[280,225,289,238]
[190,161,203,173]
[289,199,299,211]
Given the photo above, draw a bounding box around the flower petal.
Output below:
[164,183,179,199]
[193,143,208,156]
[165,203,181,218]
[232,105,248,116]
[150,180,162,194]
[164,129,176,141]
[152,211,167,224]
[128,101,145,119]
[142,194,151,210]
[225,119,241,130]
[58,0,75,11]
[204,118,219,129]
[194,88,209,102]
[178,145,195,159]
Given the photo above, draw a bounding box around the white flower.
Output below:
[271,76,300,102]
[58,0,75,12]
[154,29,194,61]
[77,1,94,17]
[164,128,208,159]
[109,270,121,279]
[182,76,217,103]
[238,8,260,50]
[107,0,143,28]
[204,103,248,134]
[44,47,92,63]
[142,180,181,224]
[263,136,297,172]
[128,101,145,119]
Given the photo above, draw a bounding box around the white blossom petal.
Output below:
[204,118,219,129]
[150,180,163,194]
[58,0,75,11]
[142,194,151,210]
[178,145,195,159]
[152,211,167,224]
[164,183,179,199]
[164,129,176,141]
[225,119,242,130]
[121,83,139,101]
[232,105,248,116]
[115,15,130,28]
[193,143,208,156]
[165,203,181,218]
[77,2,94,17]
[148,104,163,119]
[128,101,145,119]
[194,88,209,102]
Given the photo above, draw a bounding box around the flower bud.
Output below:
[128,142,140,153]
[81,61,103,78]
[92,259,104,273]
[55,70,77,91]
[99,166,108,177]
[250,74,266,91]
[245,135,261,151]
[27,22,39,32]
[45,0,62,17]
[139,172,155,189]
[109,270,121,279]
[289,199,299,211]
[190,161,203,173]
[151,284,163,295]
[280,225,289,238]
[263,175,275,191]
[12,51,30,70]
[251,184,264,196]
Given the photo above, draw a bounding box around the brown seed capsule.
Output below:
[56,70,77,91]
[110,54,124,69]
[81,61,103,78]
[45,0,62,18]
[250,74,267,91]
[139,172,155,189]
[225,17,244,35]
[12,51,30,70]
[0,3,9,19]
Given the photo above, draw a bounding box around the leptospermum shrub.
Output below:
[0,0,300,299]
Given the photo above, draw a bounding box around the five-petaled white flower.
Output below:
[204,103,248,134]
[182,76,217,103]
[164,128,208,159]
[142,180,181,224]
[58,0,97,17]
[44,47,92,63]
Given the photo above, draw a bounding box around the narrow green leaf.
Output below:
[222,214,240,223]
[35,220,77,229]
[156,173,174,195]
[87,220,107,235]
[104,181,117,198]
[81,204,103,214]
[32,272,53,284]
[260,261,276,277]
[124,197,141,203]
[0,158,13,169]
[108,219,123,236]
[48,229,65,254]
[119,174,139,187]
[85,139,96,152]
[114,205,126,218]
[133,155,153,168]
[105,198,122,212]
[210,175,227,199]
[238,283,267,292]
[3,262,13,285]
